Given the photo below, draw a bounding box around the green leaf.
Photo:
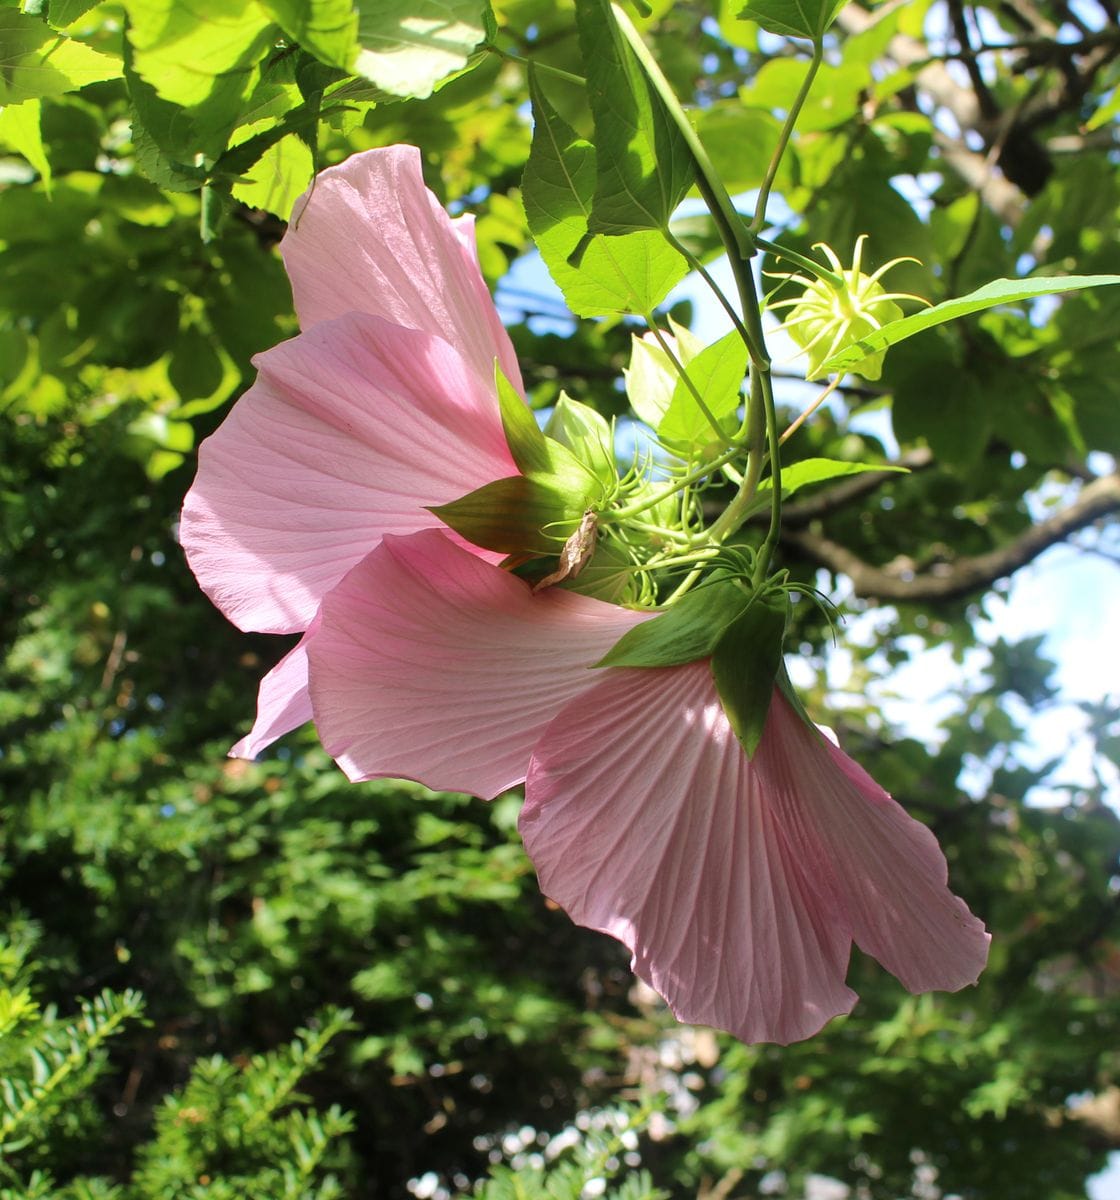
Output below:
[575,0,694,235]
[122,0,276,110]
[595,576,753,669]
[429,475,587,557]
[659,330,746,448]
[353,0,489,100]
[743,58,866,133]
[0,10,120,104]
[693,104,787,193]
[523,69,688,316]
[229,129,314,217]
[259,0,358,70]
[0,99,51,192]
[623,318,702,429]
[44,0,100,30]
[1086,83,1120,132]
[710,590,789,758]
[559,538,636,604]
[121,0,274,115]
[820,275,1120,376]
[737,0,848,41]
[758,457,908,498]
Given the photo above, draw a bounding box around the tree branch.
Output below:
[781,472,1120,603]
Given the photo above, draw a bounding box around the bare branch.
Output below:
[781,472,1120,603]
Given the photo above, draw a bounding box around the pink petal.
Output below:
[758,694,991,994]
[281,145,521,393]
[306,530,650,799]
[522,668,990,1044]
[181,313,516,635]
[522,663,857,1044]
[229,621,317,759]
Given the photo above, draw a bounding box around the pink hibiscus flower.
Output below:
[180,145,522,756]
[183,145,989,1044]
[307,528,990,1044]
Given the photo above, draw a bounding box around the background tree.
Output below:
[1,0,1118,1197]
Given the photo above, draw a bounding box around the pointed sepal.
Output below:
[595,575,754,668]
[429,475,588,557]
[710,588,789,757]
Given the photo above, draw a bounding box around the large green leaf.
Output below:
[353,0,489,99]
[710,589,788,758]
[820,275,1120,376]
[0,10,120,104]
[737,0,848,41]
[123,0,276,110]
[575,0,694,235]
[229,129,314,217]
[523,69,688,316]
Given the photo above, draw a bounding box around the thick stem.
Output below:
[753,369,783,583]
[608,2,767,365]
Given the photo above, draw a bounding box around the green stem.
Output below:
[607,436,749,522]
[663,563,705,604]
[706,364,765,543]
[488,45,587,86]
[644,315,731,447]
[754,369,783,583]
[665,231,753,346]
[634,546,721,573]
[702,360,783,585]
[751,42,824,233]
[754,234,843,287]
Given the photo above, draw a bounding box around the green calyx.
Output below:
[596,568,792,759]
[709,586,789,758]
[432,368,608,560]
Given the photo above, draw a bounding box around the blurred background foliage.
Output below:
[1,0,1119,1196]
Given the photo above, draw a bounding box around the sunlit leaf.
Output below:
[737,0,848,41]
[820,275,1120,376]
[659,330,747,449]
[0,98,51,192]
[0,10,120,104]
[575,0,693,234]
[122,0,276,110]
[758,457,908,498]
[260,0,358,69]
[523,69,688,316]
[353,0,489,99]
